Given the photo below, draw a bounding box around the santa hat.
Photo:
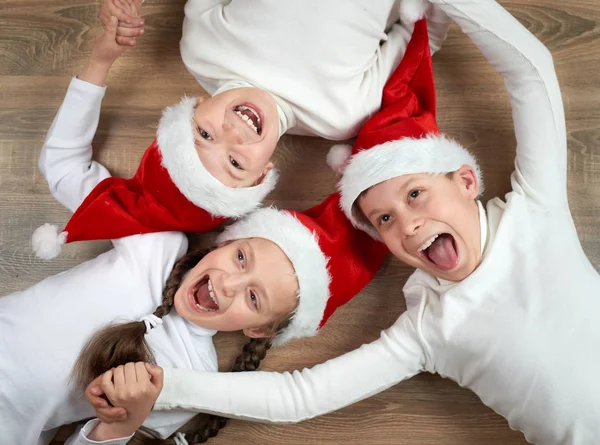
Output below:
[327,18,483,239]
[217,193,387,345]
[32,97,278,260]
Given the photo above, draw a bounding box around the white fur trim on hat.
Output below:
[400,0,429,23]
[157,96,279,218]
[216,208,331,346]
[339,134,484,238]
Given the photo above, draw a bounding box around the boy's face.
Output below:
[192,88,279,188]
[174,238,298,337]
[358,166,482,282]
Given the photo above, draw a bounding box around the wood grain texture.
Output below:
[0,0,598,444]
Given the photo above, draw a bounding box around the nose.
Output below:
[222,122,244,145]
[220,272,246,300]
[399,213,423,237]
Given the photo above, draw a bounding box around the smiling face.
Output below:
[357,166,482,282]
[173,238,299,338]
[192,88,279,188]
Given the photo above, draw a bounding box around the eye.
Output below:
[249,291,258,309]
[378,214,392,226]
[230,156,243,170]
[408,189,421,201]
[198,127,212,141]
[237,249,245,267]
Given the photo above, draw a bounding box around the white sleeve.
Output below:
[64,419,134,445]
[39,77,111,214]
[154,311,426,423]
[429,0,567,207]
[377,5,451,84]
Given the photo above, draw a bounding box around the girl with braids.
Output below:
[0,14,386,445]
[90,2,600,444]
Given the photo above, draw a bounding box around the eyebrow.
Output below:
[366,178,418,220]
[243,241,271,312]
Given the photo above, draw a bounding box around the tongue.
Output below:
[195,283,218,310]
[426,234,458,270]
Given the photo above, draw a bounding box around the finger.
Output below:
[124,362,138,384]
[111,0,132,23]
[87,387,109,408]
[116,36,137,46]
[85,375,107,406]
[114,0,133,19]
[135,361,151,383]
[105,16,119,40]
[101,369,116,401]
[145,363,164,389]
[99,13,110,27]
[116,25,144,37]
[113,365,126,389]
[117,17,144,28]
[96,405,127,423]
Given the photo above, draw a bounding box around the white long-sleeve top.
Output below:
[155,1,600,444]
[0,78,218,445]
[180,0,451,139]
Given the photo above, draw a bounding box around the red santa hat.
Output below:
[327,18,483,239]
[216,193,388,345]
[32,96,279,260]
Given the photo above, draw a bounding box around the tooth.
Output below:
[196,303,215,312]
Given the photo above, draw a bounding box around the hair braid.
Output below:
[72,248,208,391]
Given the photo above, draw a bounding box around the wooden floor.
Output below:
[1,0,599,444]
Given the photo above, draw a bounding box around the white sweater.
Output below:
[0,79,218,445]
[154,1,600,444]
[180,0,451,139]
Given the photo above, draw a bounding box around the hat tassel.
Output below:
[326,144,352,174]
[32,223,67,260]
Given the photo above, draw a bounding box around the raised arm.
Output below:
[429,0,568,207]
[154,311,425,423]
[39,19,127,214]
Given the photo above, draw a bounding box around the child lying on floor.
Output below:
[0,17,385,444]
[89,2,600,444]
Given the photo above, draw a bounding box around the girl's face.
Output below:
[358,166,482,282]
[192,88,279,188]
[174,238,299,337]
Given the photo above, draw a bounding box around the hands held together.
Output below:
[85,362,164,441]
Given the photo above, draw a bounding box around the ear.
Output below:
[243,327,276,339]
[455,165,479,200]
[254,161,274,186]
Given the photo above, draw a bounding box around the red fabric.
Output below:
[64,140,227,243]
[353,19,438,152]
[295,193,388,329]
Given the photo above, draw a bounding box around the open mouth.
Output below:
[418,233,459,271]
[190,275,220,313]
[234,104,262,135]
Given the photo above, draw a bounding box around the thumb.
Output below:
[105,16,119,38]
[145,363,164,388]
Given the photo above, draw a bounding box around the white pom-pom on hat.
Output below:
[326,144,352,174]
[400,0,430,24]
[32,223,67,260]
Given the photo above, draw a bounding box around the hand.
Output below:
[78,16,129,86]
[88,362,164,440]
[91,16,129,66]
[100,0,145,47]
[86,363,164,423]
